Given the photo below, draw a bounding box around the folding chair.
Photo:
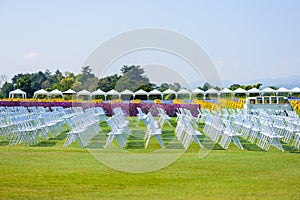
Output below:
[144,112,164,148]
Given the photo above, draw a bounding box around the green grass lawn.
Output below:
[0,118,299,199]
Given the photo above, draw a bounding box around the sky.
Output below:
[0,0,300,88]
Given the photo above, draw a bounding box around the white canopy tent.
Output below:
[120,89,134,100]
[220,88,233,94]
[191,88,205,99]
[9,89,27,99]
[77,89,91,96]
[33,89,49,98]
[289,87,300,96]
[49,89,63,98]
[148,89,163,100]
[63,89,76,94]
[91,89,106,100]
[76,89,92,100]
[176,88,191,99]
[204,88,220,100]
[276,87,290,96]
[233,88,247,96]
[220,88,232,98]
[261,87,276,95]
[191,88,205,94]
[92,89,106,95]
[246,88,261,96]
[162,89,176,100]
[106,89,121,100]
[134,89,148,100]
[205,88,219,94]
[121,89,134,95]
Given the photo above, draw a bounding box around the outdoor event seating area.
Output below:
[0,104,299,152]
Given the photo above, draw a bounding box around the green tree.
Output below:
[0,74,8,88]
[0,82,13,98]
[159,83,170,91]
[137,83,156,92]
[229,84,241,91]
[201,82,213,91]
[81,66,95,82]
[72,81,84,92]
[170,82,181,91]
[14,74,34,97]
[98,74,121,92]
[115,76,139,92]
[121,65,149,85]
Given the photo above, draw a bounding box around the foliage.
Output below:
[98,74,121,92]
[229,83,262,91]
[158,82,182,92]
[0,82,13,98]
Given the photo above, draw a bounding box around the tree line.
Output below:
[0,65,263,98]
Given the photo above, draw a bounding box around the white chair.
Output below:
[144,112,164,148]
[136,107,147,126]
[157,107,172,127]
[256,122,284,152]
[104,116,128,148]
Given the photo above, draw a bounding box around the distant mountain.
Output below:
[223,76,300,89]
[189,76,300,90]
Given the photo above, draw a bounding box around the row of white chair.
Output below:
[64,109,101,147]
[0,106,92,146]
[104,107,130,148]
[175,108,202,149]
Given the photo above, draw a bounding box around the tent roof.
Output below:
[233,88,247,93]
[276,87,290,93]
[290,87,300,93]
[134,89,148,95]
[9,89,26,94]
[247,88,261,93]
[261,87,276,93]
[177,88,190,94]
[191,88,204,94]
[220,88,232,93]
[120,89,134,95]
[34,89,49,95]
[49,89,63,95]
[205,88,219,94]
[148,89,162,95]
[63,89,76,94]
[106,89,120,95]
[91,89,106,95]
[77,89,91,96]
[162,88,176,94]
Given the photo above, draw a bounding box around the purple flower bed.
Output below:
[0,101,200,117]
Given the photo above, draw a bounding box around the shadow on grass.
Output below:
[126,141,145,149]
[31,131,68,147]
[0,141,9,146]
[86,141,106,149]
[242,143,264,151]
[48,132,67,141]
[282,144,300,153]
[30,141,57,147]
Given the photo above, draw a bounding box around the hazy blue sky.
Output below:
[1,0,299,86]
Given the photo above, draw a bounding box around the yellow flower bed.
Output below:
[90,99,104,103]
[173,99,185,104]
[131,99,141,104]
[290,100,300,113]
[111,99,122,103]
[220,99,244,109]
[154,99,162,104]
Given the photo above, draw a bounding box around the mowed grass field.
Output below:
[0,117,299,200]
